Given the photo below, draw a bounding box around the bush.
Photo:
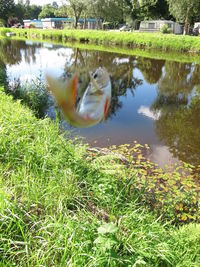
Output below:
[29,23,36,28]
[161,24,171,34]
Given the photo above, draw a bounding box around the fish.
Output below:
[46,67,111,128]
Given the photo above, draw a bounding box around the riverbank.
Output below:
[2,34,200,65]
[0,72,200,265]
[1,28,200,53]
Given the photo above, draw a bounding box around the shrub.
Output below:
[161,24,170,34]
[29,24,36,28]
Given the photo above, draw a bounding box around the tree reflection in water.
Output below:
[136,57,165,84]
[63,49,143,119]
[151,61,200,166]
[0,39,39,66]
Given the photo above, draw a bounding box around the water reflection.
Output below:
[150,61,200,165]
[136,57,165,84]
[1,39,200,166]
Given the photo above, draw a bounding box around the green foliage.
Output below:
[67,0,87,28]
[0,63,7,86]
[38,4,56,19]
[167,0,200,34]
[54,4,69,18]
[0,0,14,21]
[5,74,50,118]
[2,28,200,53]
[0,86,200,266]
[161,24,170,34]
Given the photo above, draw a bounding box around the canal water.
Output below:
[1,39,200,167]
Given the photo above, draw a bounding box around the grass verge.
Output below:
[1,28,200,54]
[0,81,200,265]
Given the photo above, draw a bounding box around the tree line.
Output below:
[0,0,200,34]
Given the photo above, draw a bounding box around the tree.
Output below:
[25,5,42,19]
[13,3,25,22]
[39,4,56,19]
[52,1,59,9]
[86,0,123,29]
[25,0,30,7]
[54,5,69,18]
[140,0,170,20]
[0,0,15,21]
[67,0,86,28]
[167,0,200,35]
[123,0,170,22]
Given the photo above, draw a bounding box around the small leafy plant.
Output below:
[161,24,171,34]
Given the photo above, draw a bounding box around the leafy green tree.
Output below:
[24,5,42,20]
[13,3,25,22]
[54,5,69,18]
[86,0,123,29]
[0,0,15,21]
[167,0,200,34]
[123,0,170,25]
[38,4,56,19]
[67,0,86,28]
[123,0,140,21]
[140,0,170,20]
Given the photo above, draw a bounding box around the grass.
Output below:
[3,35,200,65]
[1,28,200,54]
[0,74,200,265]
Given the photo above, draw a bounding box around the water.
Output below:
[1,39,200,167]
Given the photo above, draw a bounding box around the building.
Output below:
[23,19,43,29]
[41,18,102,30]
[139,20,182,34]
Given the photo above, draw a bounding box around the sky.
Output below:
[15,0,63,5]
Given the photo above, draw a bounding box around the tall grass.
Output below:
[1,28,200,53]
[5,74,50,118]
[0,84,200,266]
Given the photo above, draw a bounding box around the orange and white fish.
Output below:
[46,67,111,128]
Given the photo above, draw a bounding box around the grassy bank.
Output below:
[1,27,200,53]
[3,34,200,65]
[0,78,200,265]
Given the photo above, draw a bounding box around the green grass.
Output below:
[0,82,200,266]
[1,28,200,53]
[3,34,200,65]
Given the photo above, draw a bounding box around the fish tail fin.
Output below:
[46,74,78,108]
